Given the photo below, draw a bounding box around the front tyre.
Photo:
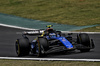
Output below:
[37,37,49,57]
[15,38,30,56]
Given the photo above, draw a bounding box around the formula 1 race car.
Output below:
[15,25,95,57]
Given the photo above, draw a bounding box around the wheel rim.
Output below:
[16,40,20,55]
[36,41,45,57]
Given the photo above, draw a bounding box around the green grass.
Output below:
[0,0,100,31]
[0,0,100,26]
[0,60,100,66]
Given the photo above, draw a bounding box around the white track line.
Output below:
[0,23,100,61]
[0,23,100,34]
[0,57,100,62]
[0,23,36,30]
[62,31,100,34]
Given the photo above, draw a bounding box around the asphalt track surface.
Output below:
[0,26,100,59]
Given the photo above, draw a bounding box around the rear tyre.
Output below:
[15,38,30,56]
[37,37,49,57]
[77,33,90,52]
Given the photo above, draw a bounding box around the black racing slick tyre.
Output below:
[37,37,49,57]
[15,38,30,57]
[77,33,90,52]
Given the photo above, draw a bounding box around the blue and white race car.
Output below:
[15,25,95,57]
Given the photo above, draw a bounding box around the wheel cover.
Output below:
[36,40,45,57]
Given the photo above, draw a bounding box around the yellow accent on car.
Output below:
[41,31,45,37]
[16,40,20,55]
[46,25,52,28]
[18,44,20,55]
[37,40,41,57]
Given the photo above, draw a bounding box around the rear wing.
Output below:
[22,30,44,36]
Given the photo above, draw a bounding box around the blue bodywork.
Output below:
[31,33,73,50]
[46,33,73,49]
[56,37,73,49]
